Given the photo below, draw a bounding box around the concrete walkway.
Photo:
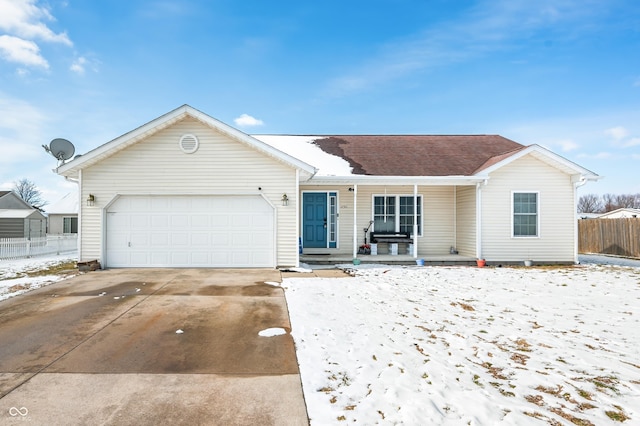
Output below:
[0,269,308,425]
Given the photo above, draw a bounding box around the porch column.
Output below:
[352,184,358,258]
[413,184,418,258]
[475,181,483,259]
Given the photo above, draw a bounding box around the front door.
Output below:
[303,192,328,248]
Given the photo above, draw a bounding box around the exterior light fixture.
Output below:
[87,194,95,206]
[281,193,289,206]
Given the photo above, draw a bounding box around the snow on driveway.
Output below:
[284,265,640,425]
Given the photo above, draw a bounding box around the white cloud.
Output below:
[605,126,629,140]
[604,126,640,148]
[625,137,640,147]
[234,114,264,127]
[578,151,612,160]
[0,0,72,69]
[0,35,48,68]
[0,95,48,150]
[0,0,71,45]
[558,139,578,152]
[70,56,86,74]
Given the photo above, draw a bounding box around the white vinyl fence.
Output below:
[0,235,78,260]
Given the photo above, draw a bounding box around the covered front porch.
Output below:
[300,178,484,263]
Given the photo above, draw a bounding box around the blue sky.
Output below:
[1,0,639,206]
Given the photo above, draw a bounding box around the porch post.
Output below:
[353,184,358,258]
[413,184,418,258]
[475,181,483,259]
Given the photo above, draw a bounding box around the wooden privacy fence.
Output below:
[0,235,78,260]
[578,218,640,258]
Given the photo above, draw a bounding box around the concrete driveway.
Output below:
[0,268,308,425]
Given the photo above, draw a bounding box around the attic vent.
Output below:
[179,134,199,154]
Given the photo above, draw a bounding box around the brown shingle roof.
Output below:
[311,135,524,176]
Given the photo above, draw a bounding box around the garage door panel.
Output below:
[130,252,149,265]
[131,215,149,229]
[151,252,169,264]
[151,215,169,227]
[107,195,274,267]
[191,233,209,246]
[191,215,210,228]
[171,233,189,246]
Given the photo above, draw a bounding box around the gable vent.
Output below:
[179,134,199,154]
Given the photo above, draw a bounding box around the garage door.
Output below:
[106,195,275,267]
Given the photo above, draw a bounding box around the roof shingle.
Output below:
[311,135,524,176]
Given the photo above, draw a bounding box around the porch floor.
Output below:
[300,253,477,266]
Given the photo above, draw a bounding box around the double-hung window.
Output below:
[513,192,538,237]
[373,195,422,236]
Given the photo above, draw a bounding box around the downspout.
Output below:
[413,184,418,259]
[573,176,587,264]
[352,184,358,259]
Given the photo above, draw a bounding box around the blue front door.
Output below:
[303,193,327,248]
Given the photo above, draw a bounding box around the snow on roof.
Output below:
[252,135,353,176]
[0,209,40,219]
[47,192,79,215]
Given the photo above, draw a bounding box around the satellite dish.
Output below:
[43,138,75,165]
[49,138,75,161]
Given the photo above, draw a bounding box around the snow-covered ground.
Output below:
[0,254,78,301]
[2,255,638,424]
[283,264,640,425]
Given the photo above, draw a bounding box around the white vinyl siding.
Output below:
[79,117,298,267]
[455,186,476,256]
[481,155,575,262]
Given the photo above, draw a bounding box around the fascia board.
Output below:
[304,175,486,186]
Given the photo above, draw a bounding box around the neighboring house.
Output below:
[597,208,640,219]
[55,105,600,268]
[0,191,47,239]
[47,192,79,234]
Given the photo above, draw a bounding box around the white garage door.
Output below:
[106,195,275,267]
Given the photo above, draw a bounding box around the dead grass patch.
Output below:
[549,407,594,426]
[451,301,475,311]
[511,352,530,365]
[525,394,545,406]
[605,405,629,422]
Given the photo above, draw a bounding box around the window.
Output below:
[63,217,78,234]
[329,194,337,245]
[513,192,538,237]
[373,195,422,235]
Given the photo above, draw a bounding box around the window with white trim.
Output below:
[373,195,422,235]
[513,192,538,237]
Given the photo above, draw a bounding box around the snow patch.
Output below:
[258,327,287,337]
